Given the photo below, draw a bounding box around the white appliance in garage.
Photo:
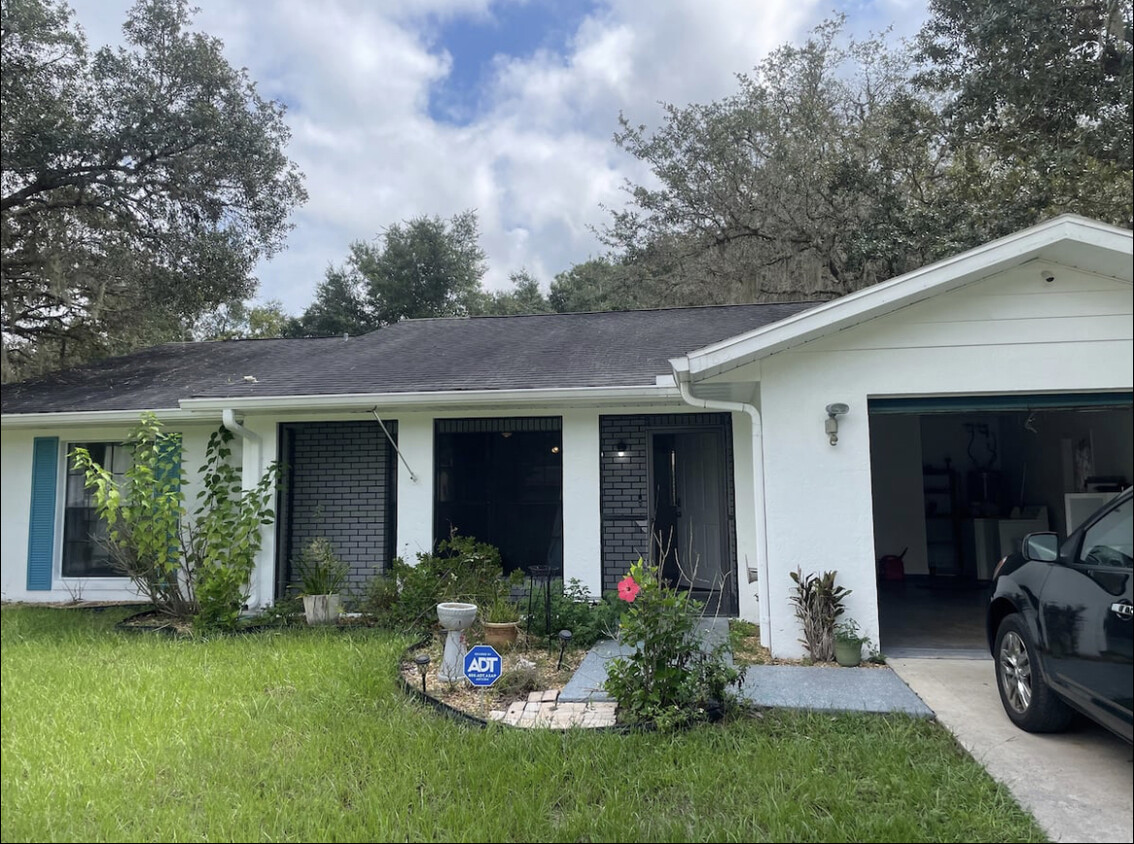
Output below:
[968,508,1050,580]
[1065,492,1122,534]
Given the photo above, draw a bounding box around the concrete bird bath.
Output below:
[436,602,478,682]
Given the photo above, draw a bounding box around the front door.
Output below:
[650,429,732,612]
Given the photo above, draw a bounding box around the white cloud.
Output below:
[64,0,927,312]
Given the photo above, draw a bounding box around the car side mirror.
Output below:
[1022,532,1059,563]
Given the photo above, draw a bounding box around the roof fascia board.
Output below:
[683,216,1133,382]
[177,384,679,413]
[1,408,212,429]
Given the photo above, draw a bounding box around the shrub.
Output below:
[374,533,520,632]
[526,578,623,648]
[788,568,851,662]
[73,413,280,631]
[359,573,400,622]
[604,558,743,729]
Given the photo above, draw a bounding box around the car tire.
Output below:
[994,614,1073,733]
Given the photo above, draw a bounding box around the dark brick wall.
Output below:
[599,413,737,600]
[280,421,396,595]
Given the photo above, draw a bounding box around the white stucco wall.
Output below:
[3,402,760,619]
[754,261,1133,657]
[0,421,218,603]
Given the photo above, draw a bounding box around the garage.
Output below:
[870,393,1134,655]
[673,215,1133,658]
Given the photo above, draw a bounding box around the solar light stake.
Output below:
[414,653,431,695]
[556,629,573,671]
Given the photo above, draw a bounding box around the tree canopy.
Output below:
[603,8,1132,308]
[1,0,305,380]
[288,211,488,337]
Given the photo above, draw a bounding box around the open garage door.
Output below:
[868,392,1133,656]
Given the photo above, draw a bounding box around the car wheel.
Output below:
[994,614,1073,733]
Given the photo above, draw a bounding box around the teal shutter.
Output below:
[27,437,59,591]
[155,434,183,487]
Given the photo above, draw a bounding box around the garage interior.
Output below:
[869,393,1133,656]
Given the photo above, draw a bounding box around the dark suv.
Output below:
[987,488,1132,743]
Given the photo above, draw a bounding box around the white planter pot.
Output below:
[303,594,341,626]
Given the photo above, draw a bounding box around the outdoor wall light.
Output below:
[414,653,431,694]
[551,445,560,454]
[825,403,849,446]
[615,440,628,457]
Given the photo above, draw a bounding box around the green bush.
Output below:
[358,573,399,621]
[604,558,744,729]
[370,533,520,632]
[73,413,280,631]
[526,578,623,648]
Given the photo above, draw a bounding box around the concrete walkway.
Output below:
[561,629,932,717]
[890,657,1134,844]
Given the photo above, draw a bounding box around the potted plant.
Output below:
[295,537,349,626]
[482,597,522,649]
[834,619,866,667]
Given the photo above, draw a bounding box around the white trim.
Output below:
[177,384,680,413]
[54,437,134,587]
[2,408,210,429]
[681,215,1134,382]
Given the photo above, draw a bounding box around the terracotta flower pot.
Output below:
[483,621,520,650]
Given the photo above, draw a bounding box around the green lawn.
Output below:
[0,606,1044,843]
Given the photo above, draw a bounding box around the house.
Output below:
[2,215,1131,657]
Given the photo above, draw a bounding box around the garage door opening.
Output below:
[868,393,1133,656]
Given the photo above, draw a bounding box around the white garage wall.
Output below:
[758,262,1133,658]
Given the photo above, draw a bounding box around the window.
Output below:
[62,443,130,577]
[1078,497,1133,570]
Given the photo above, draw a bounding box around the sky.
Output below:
[66,0,929,314]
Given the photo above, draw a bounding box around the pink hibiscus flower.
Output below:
[617,575,641,603]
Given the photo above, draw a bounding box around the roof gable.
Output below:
[677,215,1133,382]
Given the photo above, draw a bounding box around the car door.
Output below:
[1041,494,1133,739]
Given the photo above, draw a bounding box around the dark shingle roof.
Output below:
[1,303,816,414]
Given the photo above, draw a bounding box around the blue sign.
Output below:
[463,645,503,687]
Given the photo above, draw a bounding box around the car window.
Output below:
[1078,497,1133,570]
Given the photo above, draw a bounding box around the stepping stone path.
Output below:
[489,689,618,729]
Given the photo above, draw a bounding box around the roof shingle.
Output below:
[1,303,816,414]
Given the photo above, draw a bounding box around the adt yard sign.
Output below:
[463,645,503,687]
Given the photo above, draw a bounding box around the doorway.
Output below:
[434,417,562,575]
[650,428,733,613]
[869,393,1133,654]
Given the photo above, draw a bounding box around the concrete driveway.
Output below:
[890,657,1133,844]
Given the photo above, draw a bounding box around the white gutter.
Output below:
[178,384,679,413]
[1,408,213,429]
[670,361,773,650]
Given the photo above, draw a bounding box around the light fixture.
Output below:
[500,431,512,439]
[615,439,628,458]
[413,653,431,694]
[556,629,573,670]
[825,403,849,446]
[551,445,560,454]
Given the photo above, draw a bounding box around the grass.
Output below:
[1,606,1045,843]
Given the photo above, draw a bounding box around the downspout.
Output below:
[672,366,773,651]
[222,408,260,444]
